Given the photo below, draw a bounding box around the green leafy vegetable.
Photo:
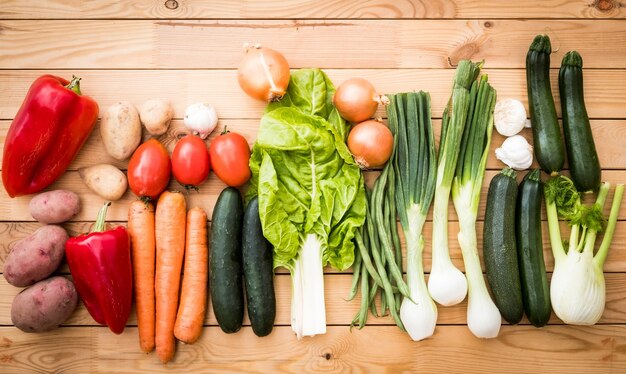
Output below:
[248,68,366,338]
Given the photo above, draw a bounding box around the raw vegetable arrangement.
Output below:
[1,34,624,364]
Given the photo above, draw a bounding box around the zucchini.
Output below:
[559,51,601,192]
[210,187,244,333]
[526,35,565,176]
[516,169,551,327]
[483,167,523,324]
[242,196,276,337]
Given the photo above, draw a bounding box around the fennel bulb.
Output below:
[545,176,624,325]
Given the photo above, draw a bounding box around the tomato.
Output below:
[127,139,171,200]
[172,135,211,188]
[209,131,251,187]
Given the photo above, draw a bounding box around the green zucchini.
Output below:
[516,169,551,327]
[559,51,601,193]
[526,35,565,176]
[210,187,244,333]
[242,196,276,337]
[483,167,523,324]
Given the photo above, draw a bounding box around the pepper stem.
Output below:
[66,75,82,95]
[92,202,112,233]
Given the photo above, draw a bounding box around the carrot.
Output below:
[174,207,208,344]
[128,201,156,353]
[154,191,187,363]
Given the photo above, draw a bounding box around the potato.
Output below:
[101,101,142,160]
[11,276,78,333]
[79,164,128,201]
[29,190,81,224]
[3,225,69,287]
[139,98,173,136]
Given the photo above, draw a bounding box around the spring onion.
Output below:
[386,91,438,341]
[428,60,482,306]
[451,75,501,338]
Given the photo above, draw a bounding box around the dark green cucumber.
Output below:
[515,169,551,327]
[242,197,276,337]
[483,167,523,324]
[526,35,565,176]
[559,51,601,192]
[210,187,244,333]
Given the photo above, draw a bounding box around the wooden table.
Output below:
[1,1,626,372]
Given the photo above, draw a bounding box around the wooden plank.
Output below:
[0,325,625,373]
[3,119,626,171]
[2,273,626,327]
[1,69,626,120]
[2,169,625,222]
[2,220,626,275]
[1,1,624,20]
[2,20,626,69]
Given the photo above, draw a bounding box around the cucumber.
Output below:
[516,169,551,327]
[526,35,565,176]
[483,167,523,324]
[242,197,276,337]
[559,51,601,193]
[210,187,244,333]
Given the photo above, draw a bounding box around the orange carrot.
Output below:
[154,191,187,364]
[174,207,208,344]
[128,200,156,353]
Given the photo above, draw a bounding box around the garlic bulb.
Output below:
[494,99,527,136]
[183,103,218,139]
[495,135,533,170]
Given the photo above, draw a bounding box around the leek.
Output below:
[451,75,501,338]
[545,176,624,325]
[429,60,482,306]
[387,91,438,341]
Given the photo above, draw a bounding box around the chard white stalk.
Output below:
[546,177,624,325]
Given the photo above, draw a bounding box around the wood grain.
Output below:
[2,20,626,69]
[2,119,626,171]
[2,273,626,328]
[2,169,625,222]
[2,220,626,274]
[2,69,625,121]
[0,325,625,373]
[1,0,624,19]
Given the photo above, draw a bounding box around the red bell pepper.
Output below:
[65,202,133,334]
[2,75,99,197]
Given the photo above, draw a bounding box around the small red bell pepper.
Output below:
[2,75,99,197]
[65,202,133,334]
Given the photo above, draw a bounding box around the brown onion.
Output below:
[237,44,290,102]
[347,119,394,169]
[333,78,385,123]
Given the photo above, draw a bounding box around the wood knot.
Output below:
[484,21,493,28]
[323,352,332,360]
[448,42,480,67]
[593,0,615,11]
[164,0,179,10]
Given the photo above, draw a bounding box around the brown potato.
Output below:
[139,98,173,136]
[79,164,128,201]
[3,225,69,287]
[29,190,81,224]
[101,101,142,160]
[11,276,78,333]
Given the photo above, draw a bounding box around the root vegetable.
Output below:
[183,103,218,139]
[29,190,80,224]
[3,225,68,287]
[101,101,142,160]
[238,44,290,102]
[347,119,393,169]
[139,99,173,136]
[79,164,128,201]
[11,276,78,333]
